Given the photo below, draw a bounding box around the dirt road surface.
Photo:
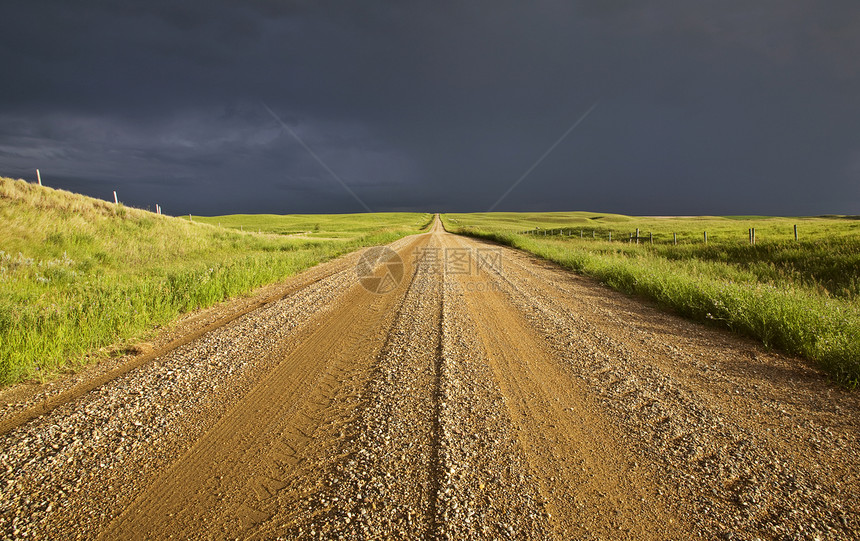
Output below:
[1,217,858,539]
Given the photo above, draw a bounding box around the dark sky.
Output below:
[1,1,859,215]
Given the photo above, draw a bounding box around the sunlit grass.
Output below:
[442,212,860,386]
[193,212,434,237]
[0,177,431,385]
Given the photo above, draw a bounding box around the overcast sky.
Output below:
[1,1,859,215]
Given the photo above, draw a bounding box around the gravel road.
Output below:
[0,217,857,539]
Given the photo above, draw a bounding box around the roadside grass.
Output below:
[0,177,431,385]
[442,212,860,386]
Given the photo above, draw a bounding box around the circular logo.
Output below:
[356,246,404,294]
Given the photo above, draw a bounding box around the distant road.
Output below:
[1,216,857,539]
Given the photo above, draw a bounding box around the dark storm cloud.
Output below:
[1,0,859,214]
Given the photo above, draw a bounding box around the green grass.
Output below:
[0,177,431,385]
[442,212,860,386]
[193,213,433,239]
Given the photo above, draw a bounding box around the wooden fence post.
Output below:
[794,224,798,241]
[635,228,639,244]
[36,169,42,186]
[704,231,708,244]
[673,232,677,245]
[649,232,653,244]
[113,191,118,204]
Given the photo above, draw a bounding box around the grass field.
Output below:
[442,212,860,385]
[0,177,431,385]
[193,213,432,239]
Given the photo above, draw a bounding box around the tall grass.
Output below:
[0,177,430,384]
[442,213,860,386]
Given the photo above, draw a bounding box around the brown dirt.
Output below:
[0,216,857,540]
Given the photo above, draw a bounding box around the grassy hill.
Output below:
[0,177,430,385]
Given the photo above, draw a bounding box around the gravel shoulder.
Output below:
[1,217,857,540]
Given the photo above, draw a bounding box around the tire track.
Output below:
[252,224,446,539]
[442,234,680,539]
[435,272,552,540]
[101,233,431,539]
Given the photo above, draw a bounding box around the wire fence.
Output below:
[516,225,802,246]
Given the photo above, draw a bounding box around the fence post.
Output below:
[752,228,756,245]
[794,224,798,241]
[36,169,42,186]
[592,230,595,239]
[704,231,708,244]
[673,232,677,245]
[649,232,653,244]
[113,191,118,204]
[580,230,583,238]
[636,228,639,244]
